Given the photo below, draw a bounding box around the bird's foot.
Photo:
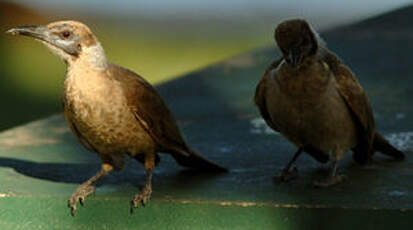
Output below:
[68,184,96,216]
[130,186,152,214]
[274,167,298,183]
[312,174,348,188]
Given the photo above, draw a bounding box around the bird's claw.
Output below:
[68,184,96,216]
[130,187,152,214]
[274,167,298,183]
[312,174,348,188]
[79,197,84,206]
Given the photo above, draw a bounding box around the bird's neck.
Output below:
[65,42,110,97]
[64,46,112,107]
[69,42,108,71]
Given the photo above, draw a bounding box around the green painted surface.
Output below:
[0,198,411,230]
[1,9,413,229]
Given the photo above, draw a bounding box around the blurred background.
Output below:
[0,0,411,131]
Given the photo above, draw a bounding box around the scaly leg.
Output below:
[68,163,113,216]
[313,159,347,187]
[130,153,155,214]
[274,148,303,183]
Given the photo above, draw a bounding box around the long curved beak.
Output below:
[6,25,79,56]
[6,25,49,41]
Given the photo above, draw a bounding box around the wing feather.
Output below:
[254,58,283,132]
[108,64,188,154]
[322,50,375,163]
[108,64,226,171]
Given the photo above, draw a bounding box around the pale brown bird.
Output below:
[7,21,227,215]
[254,19,405,187]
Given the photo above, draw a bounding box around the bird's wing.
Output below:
[109,64,227,171]
[63,103,97,152]
[322,50,376,163]
[108,64,187,153]
[254,58,283,132]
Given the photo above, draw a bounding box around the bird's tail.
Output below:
[373,132,405,160]
[171,147,228,172]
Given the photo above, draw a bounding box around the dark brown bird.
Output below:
[254,19,405,187]
[7,21,227,215]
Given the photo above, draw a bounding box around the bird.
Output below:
[254,19,405,187]
[7,21,227,215]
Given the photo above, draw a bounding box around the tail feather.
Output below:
[374,132,405,160]
[171,148,228,172]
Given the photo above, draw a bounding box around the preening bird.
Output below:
[254,19,405,187]
[7,21,227,215]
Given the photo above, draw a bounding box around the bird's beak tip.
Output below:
[4,25,49,42]
[5,25,46,36]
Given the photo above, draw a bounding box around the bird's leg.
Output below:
[313,159,347,187]
[68,163,113,216]
[130,152,155,213]
[274,147,303,183]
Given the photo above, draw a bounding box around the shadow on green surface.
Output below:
[0,157,99,183]
[0,156,226,189]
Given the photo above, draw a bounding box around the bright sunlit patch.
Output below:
[249,117,278,135]
[219,146,232,153]
[395,113,406,120]
[0,115,64,149]
[385,131,413,151]
[388,190,407,197]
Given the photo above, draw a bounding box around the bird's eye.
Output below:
[61,31,71,39]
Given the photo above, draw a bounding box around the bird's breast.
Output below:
[63,70,152,154]
[277,62,331,100]
[64,71,125,122]
[267,63,357,154]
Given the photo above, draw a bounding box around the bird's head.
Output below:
[275,19,319,68]
[6,20,107,69]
